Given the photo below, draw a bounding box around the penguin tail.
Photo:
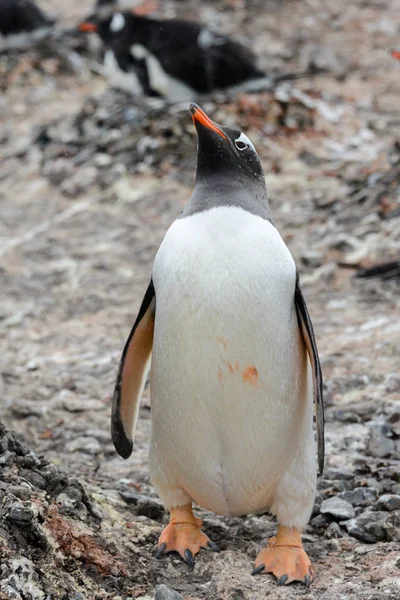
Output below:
[229,70,318,94]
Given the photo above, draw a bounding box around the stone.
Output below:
[383,510,400,541]
[19,470,46,490]
[7,484,32,500]
[366,478,383,492]
[311,492,323,516]
[309,514,331,532]
[320,497,355,520]
[344,511,389,543]
[10,401,45,418]
[0,557,45,600]
[61,397,105,413]
[324,521,343,539]
[8,501,38,524]
[376,494,400,512]
[154,584,185,600]
[120,491,165,521]
[56,493,87,519]
[367,429,395,458]
[384,373,400,393]
[339,487,378,507]
[65,437,101,455]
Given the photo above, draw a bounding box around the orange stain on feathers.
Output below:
[216,336,227,350]
[242,366,258,385]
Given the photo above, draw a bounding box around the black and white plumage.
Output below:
[110,104,324,584]
[79,8,289,101]
[0,0,55,51]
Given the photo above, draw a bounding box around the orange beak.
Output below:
[79,22,98,32]
[391,50,400,60]
[190,104,228,141]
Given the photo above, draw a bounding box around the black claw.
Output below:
[251,564,265,576]
[156,542,167,559]
[304,574,311,587]
[277,574,289,586]
[184,549,195,568]
[207,540,220,552]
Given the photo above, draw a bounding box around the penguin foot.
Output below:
[252,526,313,586]
[156,504,218,567]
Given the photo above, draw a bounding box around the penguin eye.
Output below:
[235,140,248,151]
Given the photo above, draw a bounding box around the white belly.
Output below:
[150,206,311,516]
[103,50,143,95]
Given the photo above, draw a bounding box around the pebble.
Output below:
[339,487,378,507]
[324,521,343,539]
[320,497,355,520]
[383,510,400,542]
[367,478,383,492]
[154,584,185,600]
[61,398,105,413]
[344,511,389,543]
[376,494,400,512]
[56,492,87,519]
[65,437,101,455]
[367,428,395,458]
[7,484,32,500]
[19,469,47,490]
[0,557,45,600]
[384,373,400,393]
[8,501,38,524]
[10,401,45,418]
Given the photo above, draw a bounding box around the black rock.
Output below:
[19,469,47,490]
[7,484,32,500]
[8,501,37,524]
[344,511,389,543]
[120,491,165,521]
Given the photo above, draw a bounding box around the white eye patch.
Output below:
[234,132,256,152]
[110,12,125,32]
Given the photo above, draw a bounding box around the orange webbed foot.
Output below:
[156,504,219,567]
[252,526,313,586]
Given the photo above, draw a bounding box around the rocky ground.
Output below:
[1,0,399,599]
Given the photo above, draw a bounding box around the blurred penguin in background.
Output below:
[79,0,297,101]
[0,0,55,52]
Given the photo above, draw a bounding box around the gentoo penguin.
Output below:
[111,104,324,585]
[0,0,55,52]
[78,7,293,101]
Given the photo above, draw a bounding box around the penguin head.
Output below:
[79,11,125,42]
[190,104,265,187]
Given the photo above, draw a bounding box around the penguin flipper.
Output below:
[111,280,155,459]
[294,275,325,475]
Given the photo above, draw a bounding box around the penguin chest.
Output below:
[150,207,310,515]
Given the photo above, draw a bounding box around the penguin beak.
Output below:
[79,22,98,32]
[190,104,228,142]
